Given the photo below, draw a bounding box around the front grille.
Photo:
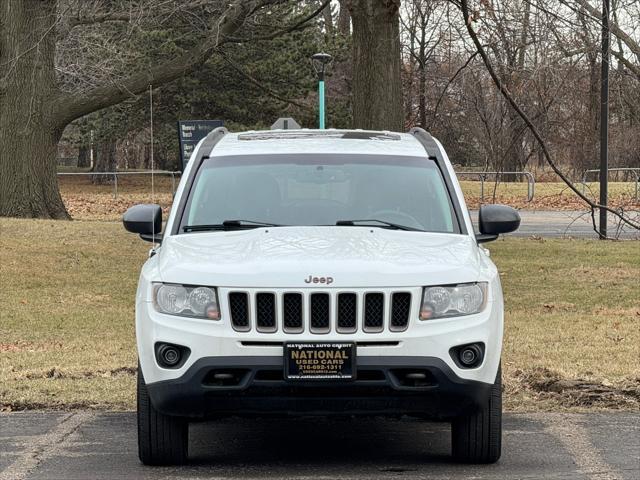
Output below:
[310,293,330,333]
[229,292,250,331]
[256,293,276,332]
[337,293,357,332]
[226,290,414,334]
[364,293,384,332]
[282,293,303,332]
[390,292,412,331]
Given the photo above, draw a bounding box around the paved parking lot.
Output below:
[0,412,638,479]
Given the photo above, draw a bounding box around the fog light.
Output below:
[160,346,180,366]
[460,346,480,366]
[450,342,484,369]
[155,342,190,369]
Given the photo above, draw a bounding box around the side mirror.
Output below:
[123,204,162,242]
[477,204,520,243]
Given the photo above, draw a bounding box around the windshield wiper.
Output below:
[183,220,283,232]
[336,219,422,232]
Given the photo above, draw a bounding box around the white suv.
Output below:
[124,128,520,466]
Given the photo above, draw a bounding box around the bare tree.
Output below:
[458,0,639,237]
[401,0,443,128]
[0,0,327,219]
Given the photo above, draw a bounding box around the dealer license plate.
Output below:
[285,343,356,380]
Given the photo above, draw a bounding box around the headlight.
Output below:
[153,283,220,320]
[419,283,487,320]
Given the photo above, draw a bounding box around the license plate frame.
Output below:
[284,342,356,381]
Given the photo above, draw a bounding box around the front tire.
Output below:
[137,365,188,465]
[451,366,502,464]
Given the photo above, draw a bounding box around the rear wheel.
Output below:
[451,366,502,464]
[137,365,188,465]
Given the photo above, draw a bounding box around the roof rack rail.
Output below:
[197,127,228,161]
[408,127,438,159]
[237,130,400,141]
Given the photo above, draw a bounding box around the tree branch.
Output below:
[427,51,478,130]
[459,0,640,236]
[571,0,640,61]
[68,12,132,29]
[225,0,331,43]
[612,50,640,79]
[53,0,264,126]
[219,51,312,111]
[56,10,135,39]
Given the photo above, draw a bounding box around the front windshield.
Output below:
[179,154,458,233]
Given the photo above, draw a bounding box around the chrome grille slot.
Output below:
[228,292,250,331]
[390,292,411,331]
[337,293,357,333]
[282,293,303,333]
[255,293,276,332]
[310,293,330,333]
[364,293,385,332]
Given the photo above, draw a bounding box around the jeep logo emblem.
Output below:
[304,275,334,285]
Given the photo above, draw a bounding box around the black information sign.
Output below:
[177,120,224,170]
[285,343,356,380]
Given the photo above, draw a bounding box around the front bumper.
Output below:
[146,355,492,419]
[137,292,503,386]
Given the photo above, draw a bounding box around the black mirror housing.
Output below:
[477,205,521,243]
[123,204,162,242]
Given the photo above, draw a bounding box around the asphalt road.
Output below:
[1,412,638,480]
[470,210,640,239]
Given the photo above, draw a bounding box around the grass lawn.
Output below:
[0,218,638,411]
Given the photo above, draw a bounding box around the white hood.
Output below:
[157,227,481,288]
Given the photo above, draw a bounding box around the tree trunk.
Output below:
[501,2,529,176]
[322,1,334,34]
[92,141,117,184]
[77,146,91,168]
[417,29,427,128]
[504,106,525,173]
[144,144,152,170]
[0,0,69,218]
[418,67,426,128]
[348,0,403,131]
[338,0,350,35]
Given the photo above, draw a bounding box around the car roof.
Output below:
[209,129,429,158]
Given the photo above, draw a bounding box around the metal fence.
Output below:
[455,171,535,202]
[581,167,640,201]
[54,166,640,206]
[57,171,181,199]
